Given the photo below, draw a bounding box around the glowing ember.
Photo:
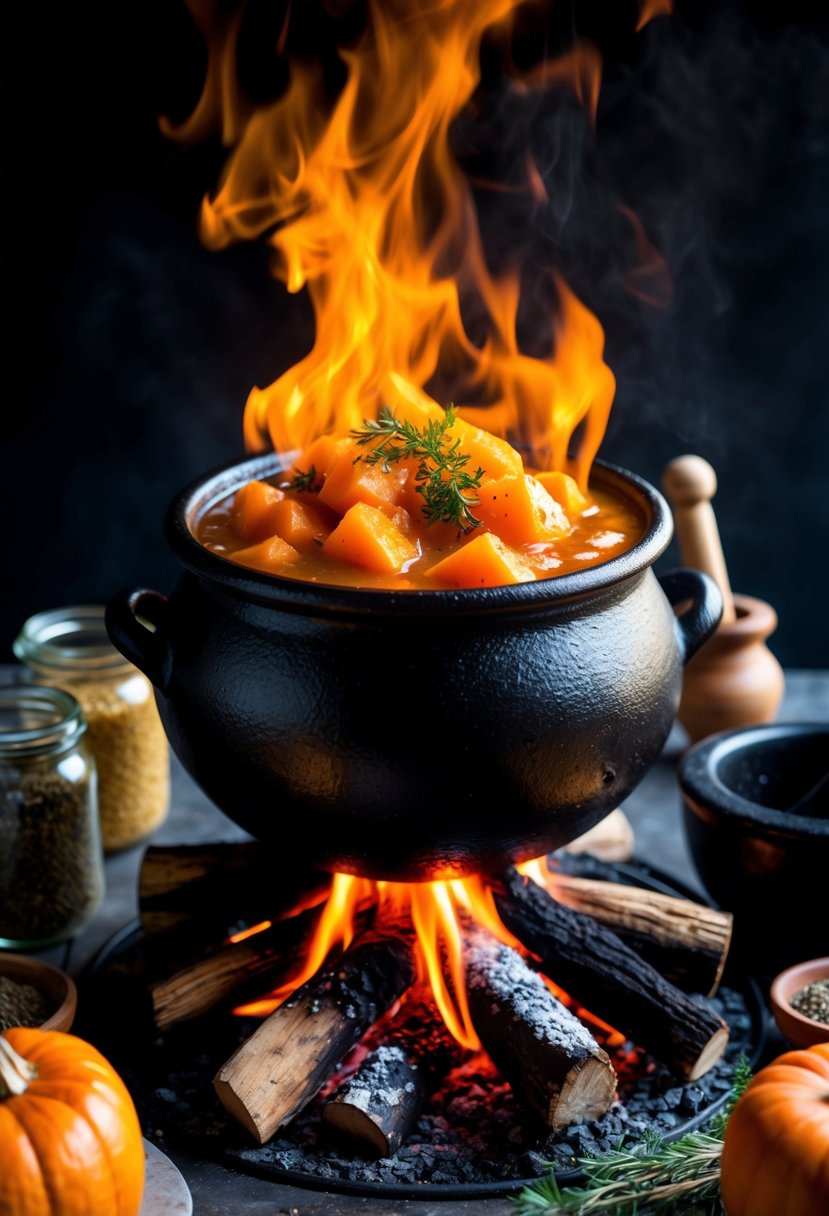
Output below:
[226,919,272,945]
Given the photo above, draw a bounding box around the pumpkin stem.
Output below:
[0,1034,38,1098]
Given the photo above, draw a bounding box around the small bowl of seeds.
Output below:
[770,957,829,1049]
[0,953,77,1033]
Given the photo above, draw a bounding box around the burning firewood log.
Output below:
[549,873,733,996]
[494,869,729,1081]
[464,930,616,1129]
[323,1044,425,1156]
[214,927,417,1144]
[139,842,328,939]
[149,909,321,1030]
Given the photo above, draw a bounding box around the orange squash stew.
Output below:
[197,402,645,590]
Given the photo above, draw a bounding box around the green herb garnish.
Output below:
[513,1056,752,1216]
[280,465,321,493]
[351,404,484,534]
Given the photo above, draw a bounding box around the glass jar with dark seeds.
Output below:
[15,606,169,851]
[0,685,104,948]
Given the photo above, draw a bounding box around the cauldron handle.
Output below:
[106,589,173,693]
[658,568,723,664]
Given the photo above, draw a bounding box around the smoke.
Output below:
[452,1,829,661]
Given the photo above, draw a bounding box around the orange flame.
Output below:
[235,872,519,1049]
[167,0,618,487]
[636,0,674,33]
[232,856,624,1048]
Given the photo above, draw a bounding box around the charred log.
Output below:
[323,1044,424,1156]
[214,928,417,1144]
[464,930,616,1129]
[494,869,728,1081]
[550,873,732,996]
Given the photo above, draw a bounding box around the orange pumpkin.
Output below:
[0,1028,145,1216]
[721,1041,829,1216]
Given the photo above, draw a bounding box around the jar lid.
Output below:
[14,605,131,678]
[0,685,87,758]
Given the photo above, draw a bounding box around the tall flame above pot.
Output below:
[107,0,704,878]
[107,458,720,880]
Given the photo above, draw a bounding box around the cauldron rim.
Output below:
[165,454,672,616]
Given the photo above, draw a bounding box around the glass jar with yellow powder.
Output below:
[14,606,169,851]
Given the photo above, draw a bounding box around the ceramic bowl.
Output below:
[0,953,77,1032]
[679,723,829,974]
[770,957,829,1049]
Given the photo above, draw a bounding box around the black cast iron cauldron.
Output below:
[107,456,721,880]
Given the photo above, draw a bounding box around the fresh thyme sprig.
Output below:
[280,465,321,493]
[351,404,484,534]
[513,1056,752,1216]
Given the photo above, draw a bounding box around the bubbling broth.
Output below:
[196,406,646,590]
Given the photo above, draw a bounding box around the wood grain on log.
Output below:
[150,910,319,1030]
[550,874,732,996]
[495,870,729,1081]
[214,929,416,1144]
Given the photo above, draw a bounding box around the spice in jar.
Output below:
[0,976,51,1031]
[0,685,104,948]
[790,978,829,1025]
[15,606,169,851]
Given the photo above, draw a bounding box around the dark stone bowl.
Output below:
[679,723,829,974]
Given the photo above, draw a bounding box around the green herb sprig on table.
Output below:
[513,1056,752,1216]
[351,404,485,534]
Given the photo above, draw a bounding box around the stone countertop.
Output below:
[26,672,829,1215]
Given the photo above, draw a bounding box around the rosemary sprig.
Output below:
[280,465,321,493]
[351,404,485,533]
[513,1056,752,1216]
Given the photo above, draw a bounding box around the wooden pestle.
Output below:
[662,454,784,740]
[662,456,736,624]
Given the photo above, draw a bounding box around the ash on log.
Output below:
[494,870,729,1081]
[464,930,616,1130]
[323,1044,425,1157]
[321,995,460,1157]
[139,843,328,939]
[214,927,416,1144]
[550,873,733,996]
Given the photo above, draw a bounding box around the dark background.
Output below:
[2,0,828,668]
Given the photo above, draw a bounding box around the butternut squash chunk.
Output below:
[232,481,286,543]
[428,532,535,587]
[319,444,411,516]
[270,498,333,553]
[322,502,418,574]
[448,417,523,482]
[228,534,300,572]
[535,471,589,519]
[475,474,570,545]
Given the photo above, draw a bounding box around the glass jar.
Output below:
[14,606,170,851]
[0,685,104,947]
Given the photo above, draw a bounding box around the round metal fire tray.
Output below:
[79,857,766,1201]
